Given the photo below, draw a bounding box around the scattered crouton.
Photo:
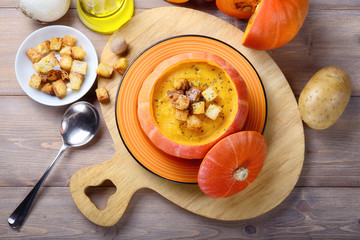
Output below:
[71,45,86,60]
[114,57,129,75]
[96,86,110,103]
[52,80,67,99]
[96,62,113,78]
[26,48,42,63]
[59,45,72,56]
[172,95,190,110]
[39,69,62,82]
[46,70,62,81]
[186,87,201,103]
[173,78,189,90]
[192,101,205,114]
[71,60,87,75]
[59,55,73,72]
[187,115,202,130]
[33,52,59,73]
[167,90,183,102]
[67,72,84,90]
[50,37,63,51]
[36,40,50,55]
[205,104,222,120]
[41,83,54,95]
[175,109,189,121]
[63,35,77,46]
[61,70,70,81]
[29,74,42,89]
[202,87,217,102]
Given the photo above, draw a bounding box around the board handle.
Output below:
[69,157,138,226]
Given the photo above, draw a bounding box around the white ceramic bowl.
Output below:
[15,25,98,106]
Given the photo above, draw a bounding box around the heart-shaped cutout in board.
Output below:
[70,7,304,227]
[85,180,117,210]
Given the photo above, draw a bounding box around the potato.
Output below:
[298,66,351,130]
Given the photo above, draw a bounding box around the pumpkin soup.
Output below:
[152,61,237,145]
[137,52,248,159]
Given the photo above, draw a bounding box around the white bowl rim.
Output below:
[15,25,98,106]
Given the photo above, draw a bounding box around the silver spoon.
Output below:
[8,101,100,229]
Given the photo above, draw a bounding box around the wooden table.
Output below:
[1,0,359,238]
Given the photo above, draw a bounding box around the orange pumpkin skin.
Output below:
[242,0,309,50]
[198,131,267,198]
[137,52,249,159]
[165,0,213,2]
[165,0,189,3]
[216,0,260,20]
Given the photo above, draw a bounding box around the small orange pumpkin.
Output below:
[198,131,267,198]
[137,52,249,159]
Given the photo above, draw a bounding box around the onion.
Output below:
[20,0,71,22]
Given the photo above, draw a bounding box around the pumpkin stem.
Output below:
[233,167,249,181]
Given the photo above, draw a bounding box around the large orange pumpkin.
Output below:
[216,0,309,50]
[137,52,249,159]
[198,131,267,198]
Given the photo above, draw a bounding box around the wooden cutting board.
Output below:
[69,7,304,226]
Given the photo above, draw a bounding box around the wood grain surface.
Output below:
[1,0,360,238]
[69,7,304,226]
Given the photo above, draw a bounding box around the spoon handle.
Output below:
[8,143,70,229]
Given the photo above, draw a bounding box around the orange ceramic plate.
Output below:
[115,35,267,184]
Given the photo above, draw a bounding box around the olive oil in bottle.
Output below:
[77,0,134,34]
